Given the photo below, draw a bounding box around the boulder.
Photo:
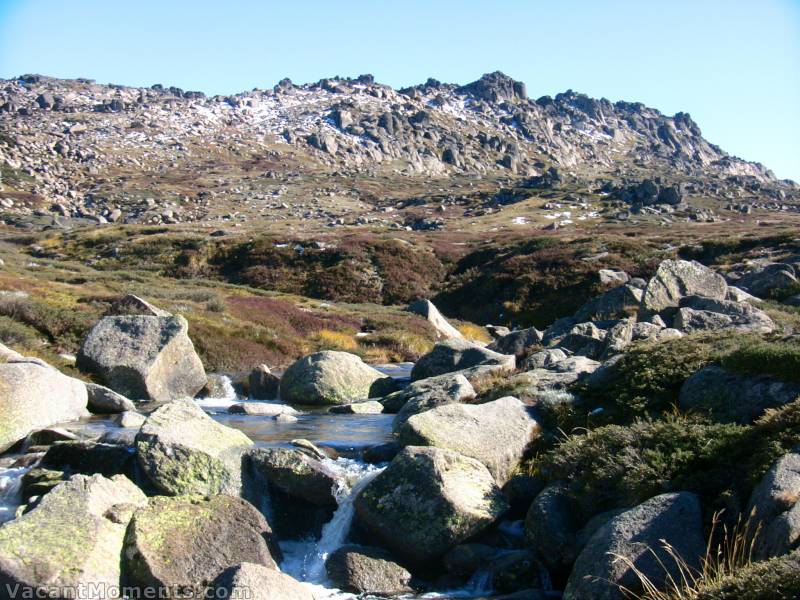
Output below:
[228,402,298,416]
[524,482,579,573]
[488,327,544,358]
[398,396,539,484]
[136,399,253,495]
[123,495,279,595]
[410,339,515,381]
[279,351,388,405]
[407,299,464,340]
[86,382,137,414]
[558,322,608,358]
[212,563,312,600]
[325,545,414,595]
[641,259,728,313]
[673,296,775,333]
[564,492,705,600]
[679,366,800,424]
[382,372,474,414]
[115,410,146,428]
[354,446,508,564]
[42,440,138,481]
[747,452,800,559]
[737,263,798,299]
[248,365,280,400]
[726,286,761,303]
[598,269,630,287]
[0,358,89,452]
[574,285,642,322]
[244,447,341,506]
[520,348,569,370]
[76,315,207,401]
[0,474,146,596]
[391,373,475,429]
[329,400,384,414]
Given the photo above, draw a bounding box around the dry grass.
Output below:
[313,329,359,352]
[617,510,761,600]
[456,322,493,343]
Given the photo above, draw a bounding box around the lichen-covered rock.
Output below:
[398,396,539,484]
[407,298,464,340]
[679,366,800,424]
[354,446,508,564]
[136,399,253,496]
[244,447,342,506]
[325,545,414,595]
[212,562,312,600]
[77,315,207,401]
[391,373,475,429]
[736,263,798,299]
[673,296,775,333]
[564,492,705,600]
[0,474,146,597]
[279,351,388,405]
[0,358,89,452]
[410,339,515,381]
[641,259,728,313]
[123,495,279,596]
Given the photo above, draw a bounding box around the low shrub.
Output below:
[720,339,800,382]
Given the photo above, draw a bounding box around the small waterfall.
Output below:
[281,459,385,586]
[194,375,240,411]
[0,466,30,525]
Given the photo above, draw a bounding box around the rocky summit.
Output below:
[1,69,800,600]
[0,72,796,233]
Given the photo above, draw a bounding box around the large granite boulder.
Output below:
[244,447,342,506]
[679,366,800,424]
[76,315,207,401]
[136,399,253,495]
[564,492,705,600]
[410,339,515,381]
[0,474,146,596]
[398,396,539,484]
[279,351,388,405]
[391,373,475,429]
[248,364,280,400]
[0,356,89,452]
[355,446,508,564]
[212,563,312,600]
[123,495,280,595]
[673,296,775,333]
[407,299,464,340]
[641,260,728,314]
[325,545,414,596]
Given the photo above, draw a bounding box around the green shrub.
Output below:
[720,339,800,382]
[574,332,760,425]
[532,416,774,523]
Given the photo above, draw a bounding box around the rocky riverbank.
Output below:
[0,256,799,598]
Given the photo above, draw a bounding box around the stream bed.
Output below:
[0,363,504,599]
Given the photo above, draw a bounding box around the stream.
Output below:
[0,363,502,599]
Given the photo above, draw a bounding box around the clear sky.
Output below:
[1,0,798,180]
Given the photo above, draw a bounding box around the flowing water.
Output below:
[0,363,506,598]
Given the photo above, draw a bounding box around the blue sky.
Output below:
[1,0,798,180]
